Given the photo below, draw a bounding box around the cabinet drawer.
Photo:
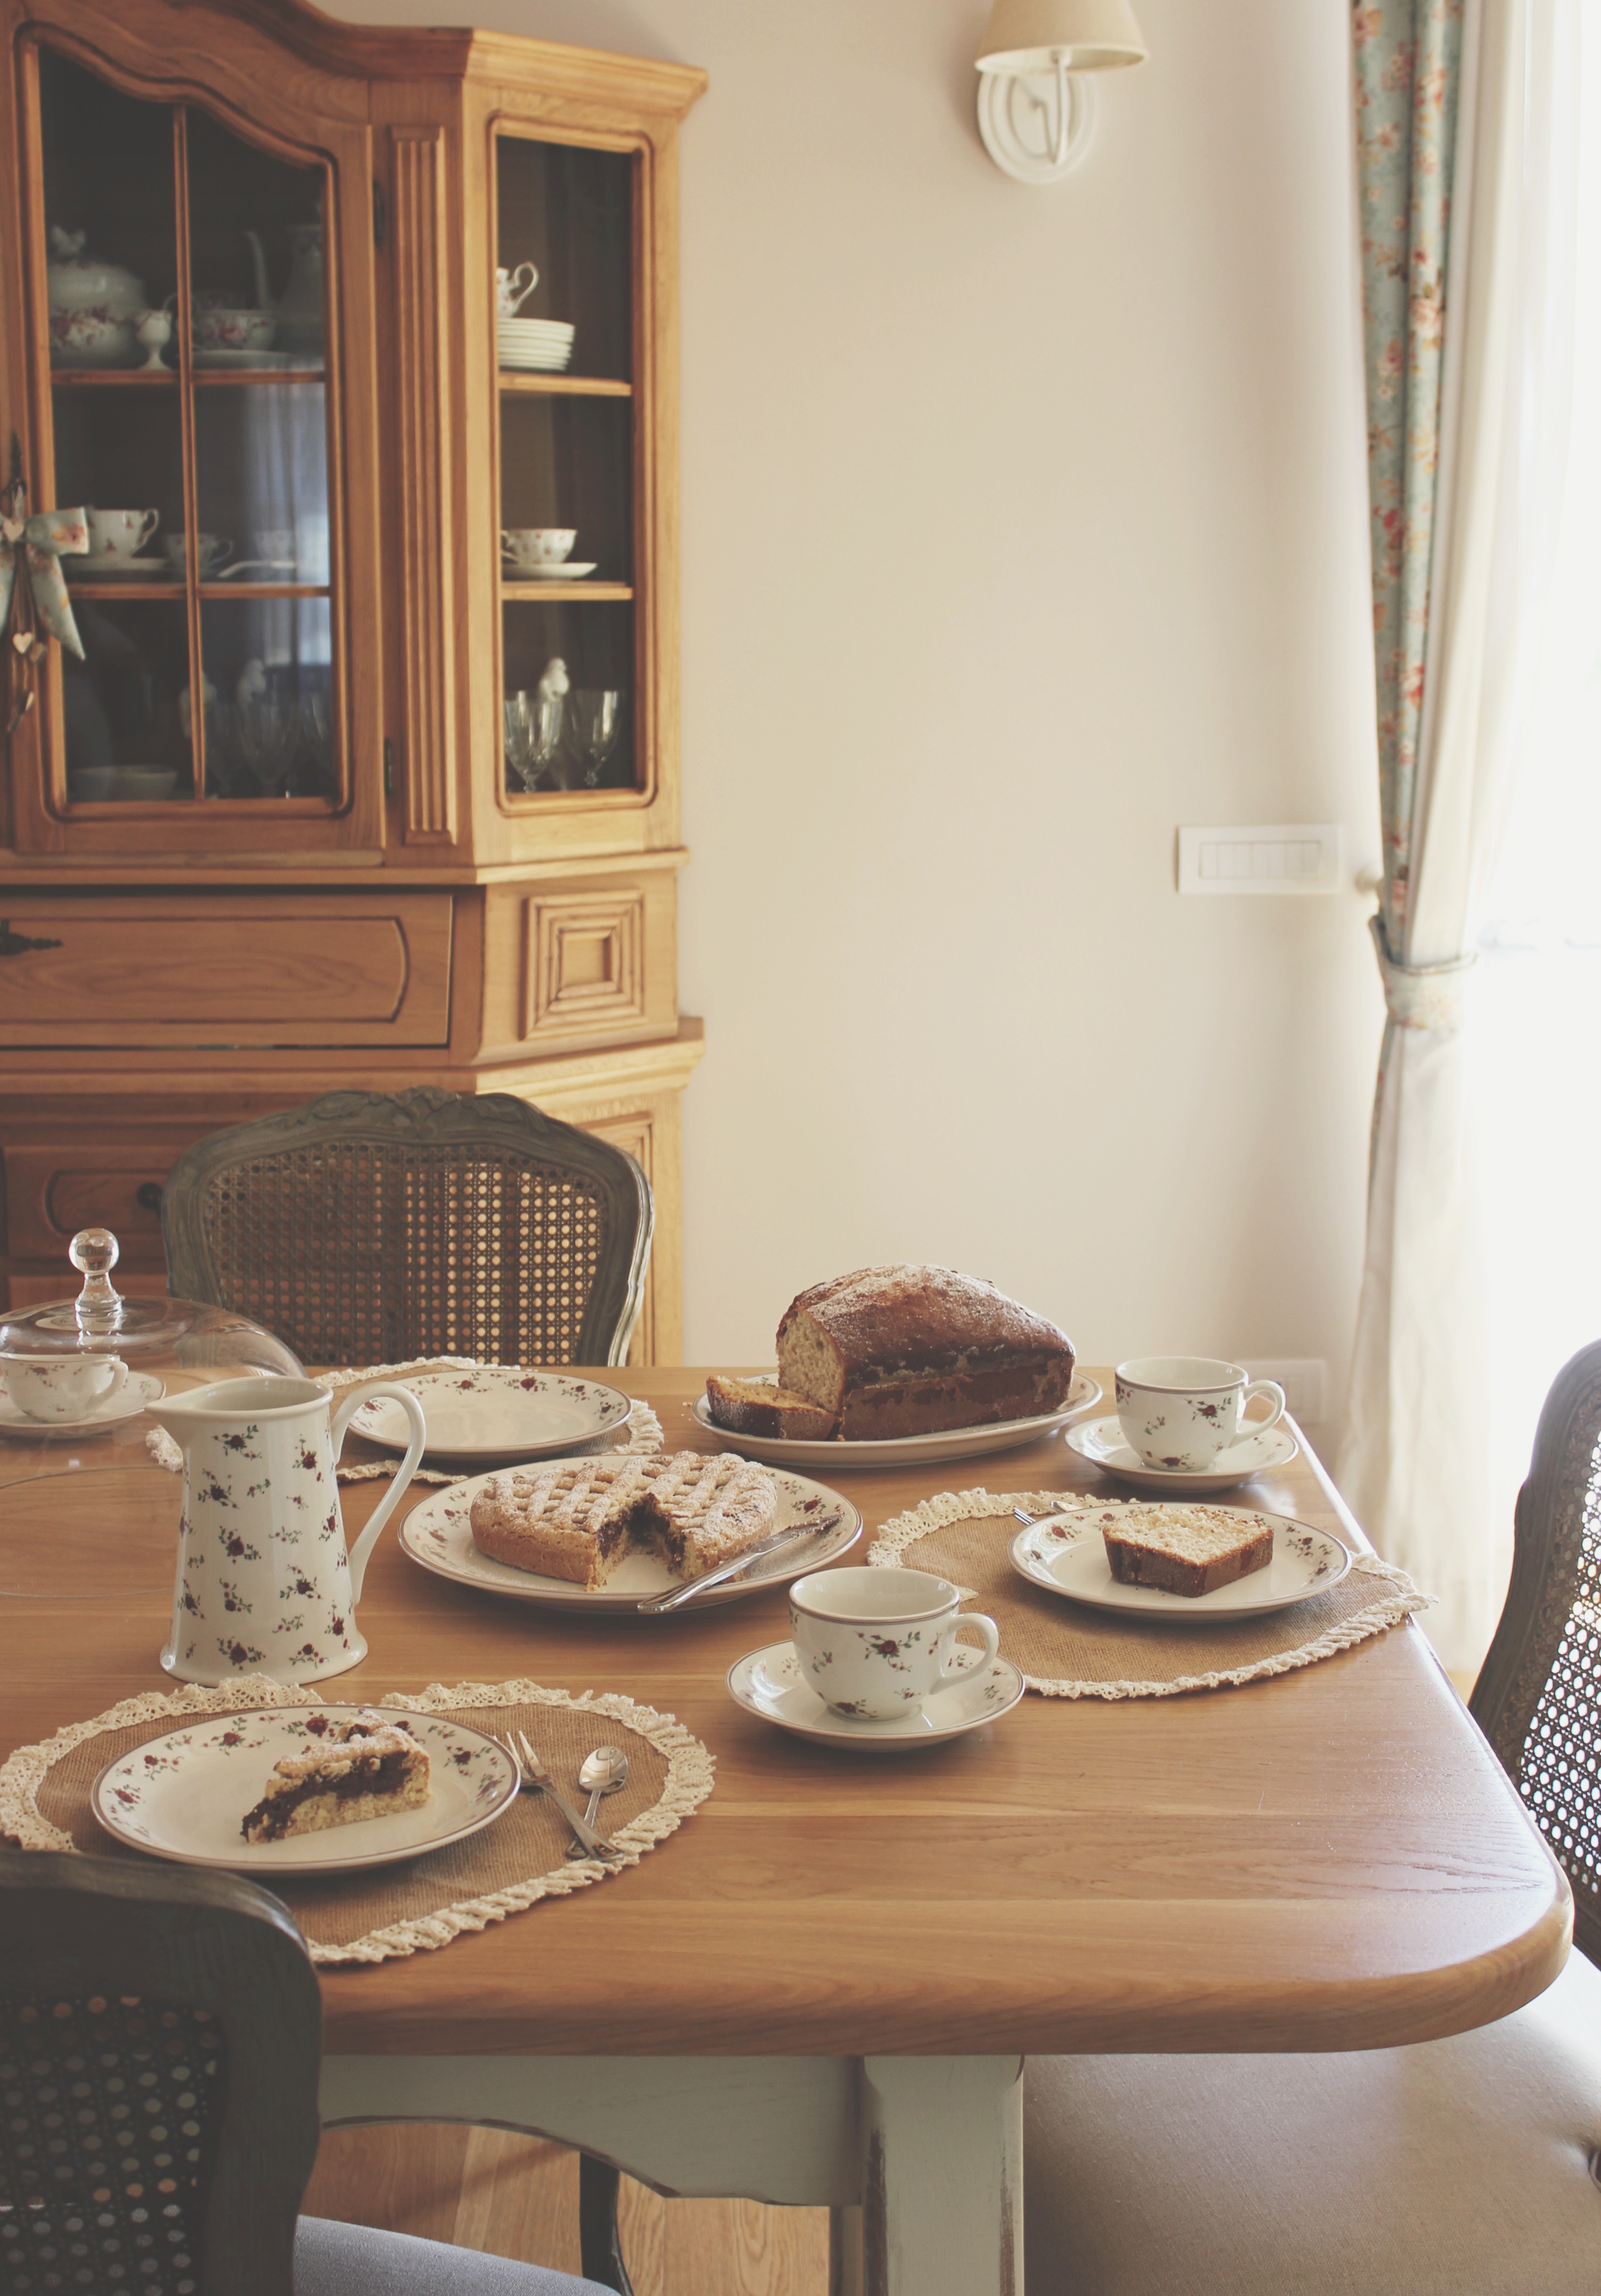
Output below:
[3,1141,188,1263]
[0,896,453,1048]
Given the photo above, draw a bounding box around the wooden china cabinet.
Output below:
[0,0,706,1358]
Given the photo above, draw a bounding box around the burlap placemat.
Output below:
[0,1675,712,1965]
[143,1357,665,1485]
[869,1489,1432,1699]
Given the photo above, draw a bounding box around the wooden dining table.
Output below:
[0,1366,1571,2296]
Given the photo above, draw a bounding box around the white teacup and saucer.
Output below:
[0,1352,164,1439]
[727,1566,1024,1749]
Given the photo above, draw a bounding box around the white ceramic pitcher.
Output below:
[150,1375,425,1686]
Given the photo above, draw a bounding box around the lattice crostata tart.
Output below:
[241,1712,431,1843]
[470,1450,779,1588]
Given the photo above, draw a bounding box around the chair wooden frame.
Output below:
[0,1847,322,2296]
[1471,1336,1601,1966]
[161,1087,654,1370]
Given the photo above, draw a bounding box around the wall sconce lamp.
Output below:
[975,0,1148,185]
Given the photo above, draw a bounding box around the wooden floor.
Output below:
[304,2123,831,2294]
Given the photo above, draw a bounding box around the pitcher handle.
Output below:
[331,1382,427,1602]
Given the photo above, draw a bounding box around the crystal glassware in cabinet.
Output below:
[496,131,639,795]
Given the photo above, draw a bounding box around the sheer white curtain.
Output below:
[1338,0,1580,1673]
[1474,7,1601,1588]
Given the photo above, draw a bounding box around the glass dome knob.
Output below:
[69,1227,125,1334]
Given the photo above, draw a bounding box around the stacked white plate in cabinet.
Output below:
[499,317,575,372]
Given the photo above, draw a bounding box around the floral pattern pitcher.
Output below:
[150,1375,425,1686]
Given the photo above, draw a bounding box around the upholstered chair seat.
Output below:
[1025,1944,1601,2294]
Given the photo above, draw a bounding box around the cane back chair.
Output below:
[160,1089,653,1370]
[1022,1341,1601,2294]
[1471,1334,1601,1966]
[0,1849,611,2296]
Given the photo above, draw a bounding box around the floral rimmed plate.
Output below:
[351,1366,631,1466]
[400,1460,861,1613]
[690,1370,1103,1473]
[91,1707,519,1874]
[1009,1506,1353,1623]
[1065,1414,1299,1494]
[727,1640,1025,1750]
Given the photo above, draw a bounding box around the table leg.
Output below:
[319,2051,1024,2296]
[856,2056,1024,2296]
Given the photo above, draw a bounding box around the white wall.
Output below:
[329,0,1383,1444]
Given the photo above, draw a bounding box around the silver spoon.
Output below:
[578,1744,628,1829]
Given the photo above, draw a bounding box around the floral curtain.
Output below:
[1354,0,1464,970]
[1340,0,1580,1669]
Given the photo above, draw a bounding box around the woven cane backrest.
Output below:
[2,1989,224,2296]
[1471,1339,1601,1967]
[0,1852,321,2296]
[162,1089,653,1369]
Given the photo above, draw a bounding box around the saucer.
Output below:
[498,350,574,372]
[503,562,598,581]
[1066,1414,1299,1494]
[1009,1505,1353,1622]
[91,1707,518,1873]
[66,554,168,578]
[727,1639,1025,1750]
[0,1370,164,1439]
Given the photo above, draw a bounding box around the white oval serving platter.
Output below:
[690,1370,1102,1473]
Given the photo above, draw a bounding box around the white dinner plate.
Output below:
[1065,1413,1299,1494]
[1009,1504,1353,1623]
[401,1458,860,1613]
[0,1370,164,1440]
[192,349,311,369]
[65,554,168,578]
[503,562,599,581]
[351,1365,632,1466]
[727,1639,1025,1750]
[91,1706,519,1873]
[690,1370,1103,1473]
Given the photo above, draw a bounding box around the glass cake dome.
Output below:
[0,1226,302,1414]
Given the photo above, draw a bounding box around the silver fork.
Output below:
[493,1731,622,1862]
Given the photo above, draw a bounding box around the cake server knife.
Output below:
[636,1514,843,1615]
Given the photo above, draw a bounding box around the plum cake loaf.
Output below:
[241,1713,431,1843]
[1100,1505,1276,1598]
[704,1375,839,1441]
[775,1265,1075,1441]
[470,1451,780,1589]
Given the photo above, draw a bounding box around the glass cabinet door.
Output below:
[33,44,341,809]
[495,133,641,798]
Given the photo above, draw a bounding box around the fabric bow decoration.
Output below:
[1,503,88,664]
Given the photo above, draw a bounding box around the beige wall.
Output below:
[329,0,1383,1446]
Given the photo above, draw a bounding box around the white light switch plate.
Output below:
[1177,825,1343,894]
[1238,1359,1326,1423]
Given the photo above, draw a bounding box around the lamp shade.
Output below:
[974,0,1148,73]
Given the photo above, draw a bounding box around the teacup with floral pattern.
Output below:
[1115,1356,1287,1471]
[788,1566,1000,1721]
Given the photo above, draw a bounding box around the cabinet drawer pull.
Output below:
[0,919,62,956]
[135,1182,164,1214]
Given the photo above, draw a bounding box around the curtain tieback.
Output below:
[1368,914,1475,1031]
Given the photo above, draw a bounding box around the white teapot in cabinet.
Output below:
[150,1374,425,1685]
